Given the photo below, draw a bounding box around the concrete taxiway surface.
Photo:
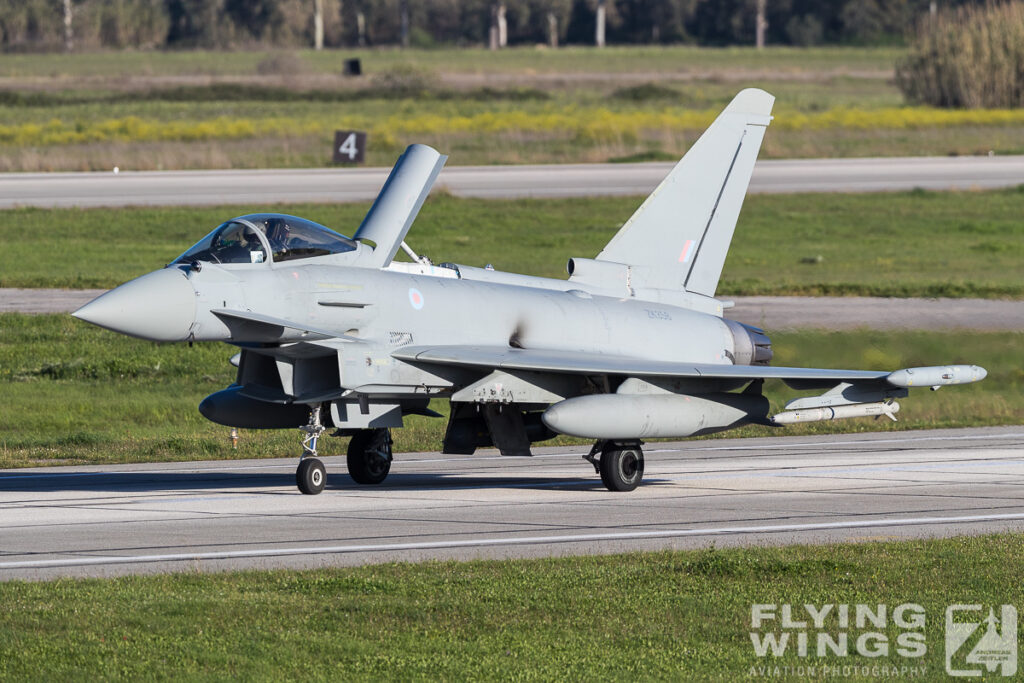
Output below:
[2,426,1021,581]
[5,289,1022,332]
[2,155,1022,208]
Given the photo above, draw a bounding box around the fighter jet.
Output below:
[73,89,986,494]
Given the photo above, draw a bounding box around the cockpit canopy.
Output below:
[173,213,356,266]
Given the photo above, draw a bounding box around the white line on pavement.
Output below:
[5,512,1024,570]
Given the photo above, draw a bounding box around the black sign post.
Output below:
[332,130,367,164]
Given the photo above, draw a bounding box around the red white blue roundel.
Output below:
[408,288,425,310]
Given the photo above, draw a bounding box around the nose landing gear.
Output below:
[296,404,327,495]
[296,457,326,495]
[293,404,394,493]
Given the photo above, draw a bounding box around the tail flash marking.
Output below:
[678,240,695,263]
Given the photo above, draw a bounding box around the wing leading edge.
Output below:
[393,345,986,389]
[393,345,892,384]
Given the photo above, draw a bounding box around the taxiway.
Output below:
[2,426,1021,581]
[2,155,1022,208]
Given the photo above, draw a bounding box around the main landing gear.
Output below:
[585,440,645,492]
[347,428,393,485]
[294,404,394,494]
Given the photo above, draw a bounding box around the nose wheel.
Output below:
[296,457,326,495]
[296,404,327,495]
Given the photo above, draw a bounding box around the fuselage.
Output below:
[75,251,747,400]
[190,259,738,378]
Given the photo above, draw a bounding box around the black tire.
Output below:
[347,428,392,485]
[599,444,644,492]
[296,457,326,495]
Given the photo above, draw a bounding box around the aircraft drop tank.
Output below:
[541,392,769,439]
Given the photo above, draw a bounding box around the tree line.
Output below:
[0,0,988,52]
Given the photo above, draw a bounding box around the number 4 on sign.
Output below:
[332,130,366,164]
[338,133,358,160]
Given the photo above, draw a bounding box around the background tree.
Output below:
[0,0,996,51]
[614,0,697,44]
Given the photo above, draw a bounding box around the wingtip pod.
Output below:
[723,88,776,118]
[886,365,987,388]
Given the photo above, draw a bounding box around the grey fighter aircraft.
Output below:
[73,89,986,494]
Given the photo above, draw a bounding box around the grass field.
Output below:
[1,313,1019,469]
[1,534,1021,678]
[5,97,1020,170]
[3,189,1022,297]
[0,46,903,80]
[2,45,1023,169]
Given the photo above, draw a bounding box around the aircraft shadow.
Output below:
[0,470,636,494]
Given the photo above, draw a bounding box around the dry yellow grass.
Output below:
[4,106,1024,149]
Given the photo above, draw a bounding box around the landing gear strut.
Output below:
[347,428,393,485]
[296,404,326,495]
[586,440,644,492]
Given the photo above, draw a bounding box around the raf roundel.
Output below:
[408,287,425,310]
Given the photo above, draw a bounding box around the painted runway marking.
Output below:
[4,512,1024,570]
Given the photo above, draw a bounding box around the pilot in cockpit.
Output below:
[174,213,356,267]
[264,218,292,252]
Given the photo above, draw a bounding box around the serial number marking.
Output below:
[645,309,672,320]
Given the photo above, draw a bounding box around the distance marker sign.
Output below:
[333,130,367,164]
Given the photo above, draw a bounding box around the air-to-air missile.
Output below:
[73,89,987,495]
[771,401,901,425]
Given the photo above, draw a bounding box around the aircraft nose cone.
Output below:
[72,268,196,342]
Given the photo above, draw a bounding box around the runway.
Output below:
[2,155,1022,208]
[1,426,1021,581]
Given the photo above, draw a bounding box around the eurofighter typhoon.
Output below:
[73,89,986,494]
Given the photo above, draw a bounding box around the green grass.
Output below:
[0,46,903,80]
[1,314,1019,468]
[4,45,1019,169]
[1,535,1022,679]
[2,89,1011,170]
[3,189,1022,297]
[5,96,1022,170]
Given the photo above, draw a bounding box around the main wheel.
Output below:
[599,444,644,492]
[296,457,326,495]
[347,428,392,485]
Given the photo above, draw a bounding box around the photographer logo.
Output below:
[945,605,1016,677]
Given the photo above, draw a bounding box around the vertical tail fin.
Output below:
[596,89,774,297]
